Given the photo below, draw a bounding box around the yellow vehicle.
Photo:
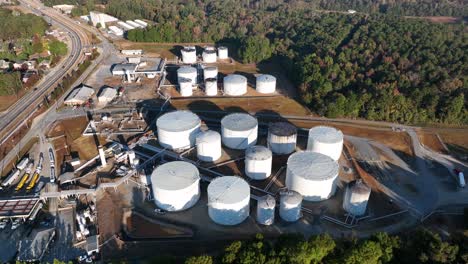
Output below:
[15,173,30,191]
[26,172,40,191]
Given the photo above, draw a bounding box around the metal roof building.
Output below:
[0,198,42,219]
[64,85,95,106]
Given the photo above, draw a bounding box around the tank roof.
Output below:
[151,161,199,191]
[257,74,276,82]
[182,46,196,51]
[224,74,247,84]
[208,176,250,204]
[308,126,343,144]
[258,194,276,208]
[350,180,371,194]
[269,122,297,136]
[245,146,272,161]
[280,191,302,204]
[221,113,257,131]
[196,130,221,144]
[204,66,217,71]
[287,151,339,181]
[177,66,197,74]
[157,111,200,132]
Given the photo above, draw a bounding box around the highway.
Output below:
[0,0,89,145]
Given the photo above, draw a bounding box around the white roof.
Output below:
[258,194,275,209]
[287,151,339,181]
[208,176,250,204]
[196,130,221,144]
[151,161,199,191]
[98,87,117,99]
[221,113,257,131]
[257,74,276,83]
[157,111,200,132]
[281,191,302,205]
[134,19,148,26]
[308,126,343,144]
[177,66,197,74]
[224,74,247,84]
[245,146,272,161]
[64,85,94,104]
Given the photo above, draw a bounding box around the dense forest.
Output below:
[145,230,467,264]
[0,8,48,40]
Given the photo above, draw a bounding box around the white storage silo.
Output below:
[256,194,275,225]
[177,66,198,85]
[203,66,218,80]
[151,161,200,211]
[221,113,258,150]
[343,180,371,216]
[207,176,250,225]
[223,74,247,96]
[127,150,136,166]
[279,191,302,222]
[307,126,343,161]
[256,74,276,94]
[181,46,197,64]
[196,130,222,162]
[205,78,218,96]
[268,122,297,155]
[245,146,272,180]
[156,111,201,150]
[202,47,217,63]
[286,151,339,201]
[179,78,193,97]
[218,46,228,59]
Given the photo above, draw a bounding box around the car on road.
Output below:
[33,87,38,91]
[11,219,21,230]
[0,219,8,229]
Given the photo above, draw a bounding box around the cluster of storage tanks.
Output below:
[150,110,371,226]
[177,46,277,97]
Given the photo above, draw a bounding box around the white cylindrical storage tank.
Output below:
[223,74,247,96]
[256,194,275,225]
[181,46,197,64]
[177,66,197,85]
[127,150,136,165]
[268,122,297,155]
[207,176,250,225]
[256,74,276,94]
[279,191,302,222]
[286,151,339,201]
[179,78,193,97]
[343,180,371,216]
[202,47,217,63]
[245,146,272,180]
[196,130,222,162]
[307,126,344,161]
[218,46,228,59]
[203,66,218,80]
[151,161,200,211]
[156,111,201,150]
[221,113,258,150]
[205,78,218,96]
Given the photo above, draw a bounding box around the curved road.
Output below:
[0,0,88,144]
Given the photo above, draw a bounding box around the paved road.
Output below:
[0,0,89,145]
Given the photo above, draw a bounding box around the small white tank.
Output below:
[207,176,250,225]
[268,122,297,155]
[279,191,302,222]
[343,180,371,216]
[127,150,136,165]
[218,46,228,59]
[245,146,272,180]
[224,74,247,96]
[181,46,197,64]
[179,78,193,97]
[203,66,218,80]
[202,47,217,63]
[256,74,276,94]
[221,113,258,150]
[256,195,275,225]
[156,111,201,150]
[177,66,198,85]
[307,126,344,161]
[196,130,222,162]
[205,78,218,96]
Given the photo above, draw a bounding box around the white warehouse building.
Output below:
[97,87,117,103]
[151,161,200,211]
[64,85,95,106]
[285,151,339,201]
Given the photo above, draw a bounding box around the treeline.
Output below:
[0,8,48,40]
[180,229,468,264]
[0,72,22,96]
